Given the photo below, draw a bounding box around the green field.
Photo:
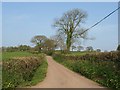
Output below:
[2,51,34,61]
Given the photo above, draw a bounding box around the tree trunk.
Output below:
[39,47,41,52]
[66,32,72,51]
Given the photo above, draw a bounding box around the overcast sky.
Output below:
[2,2,118,51]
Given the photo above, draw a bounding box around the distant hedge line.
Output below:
[60,51,119,61]
[2,54,46,89]
[53,51,120,90]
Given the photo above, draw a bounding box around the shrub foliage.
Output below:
[2,54,45,88]
[53,51,120,89]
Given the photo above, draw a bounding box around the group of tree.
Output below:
[1,9,102,53]
[2,9,119,53]
[52,8,119,52]
[31,35,57,53]
[71,45,101,52]
[2,45,31,52]
[31,34,99,52]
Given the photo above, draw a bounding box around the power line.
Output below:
[79,6,120,36]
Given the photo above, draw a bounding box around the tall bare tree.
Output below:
[77,46,84,51]
[50,34,66,51]
[44,39,57,51]
[53,9,87,51]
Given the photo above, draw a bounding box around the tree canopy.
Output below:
[53,8,87,51]
[31,35,57,52]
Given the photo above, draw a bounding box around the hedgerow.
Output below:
[53,51,120,90]
[2,54,47,89]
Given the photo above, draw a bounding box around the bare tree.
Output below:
[77,46,84,51]
[71,45,76,51]
[53,9,87,51]
[86,46,93,51]
[31,35,47,52]
[96,49,101,52]
[43,39,57,51]
[50,34,66,51]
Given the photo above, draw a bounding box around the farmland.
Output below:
[2,2,119,89]
[2,51,34,61]
[2,50,120,89]
[2,51,48,89]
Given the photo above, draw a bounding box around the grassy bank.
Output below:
[53,51,120,90]
[27,59,48,86]
[2,51,48,89]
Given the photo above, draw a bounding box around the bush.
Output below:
[2,54,45,88]
[44,50,54,56]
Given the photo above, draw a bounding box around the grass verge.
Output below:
[23,59,48,86]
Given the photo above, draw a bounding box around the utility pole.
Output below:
[118,1,120,45]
